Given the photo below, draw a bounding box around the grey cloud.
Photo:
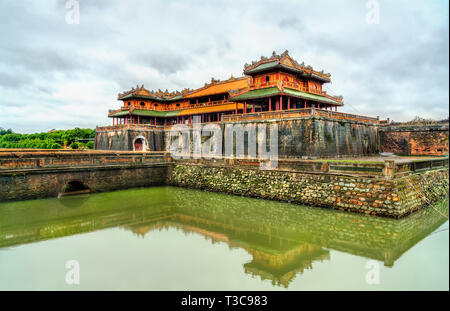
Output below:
[278,17,304,31]
[0,71,31,89]
[0,46,85,74]
[0,0,447,133]
[134,51,189,75]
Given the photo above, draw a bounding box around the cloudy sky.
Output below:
[0,0,448,133]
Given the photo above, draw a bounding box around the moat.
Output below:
[0,186,448,290]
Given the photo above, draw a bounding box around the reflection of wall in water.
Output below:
[0,188,447,287]
[169,188,449,267]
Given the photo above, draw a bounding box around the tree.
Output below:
[0,128,95,150]
[0,128,14,136]
[86,141,94,149]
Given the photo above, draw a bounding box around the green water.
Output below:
[0,186,448,291]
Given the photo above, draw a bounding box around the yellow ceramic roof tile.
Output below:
[184,78,249,98]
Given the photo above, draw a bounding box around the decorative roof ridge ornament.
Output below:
[242,50,331,81]
[245,49,294,72]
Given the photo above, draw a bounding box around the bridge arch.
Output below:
[60,180,90,195]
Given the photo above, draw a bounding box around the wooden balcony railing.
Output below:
[184,99,227,109]
[249,81,343,103]
[249,81,279,89]
[108,100,229,116]
[223,108,380,124]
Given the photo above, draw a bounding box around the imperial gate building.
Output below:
[96,50,381,156]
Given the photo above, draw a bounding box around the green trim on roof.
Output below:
[109,109,182,118]
[119,94,183,101]
[244,62,330,82]
[279,64,304,75]
[310,73,330,82]
[244,61,279,74]
[109,110,130,117]
[132,109,181,117]
[230,87,281,100]
[166,95,183,101]
[245,62,307,77]
[119,94,165,101]
[283,88,342,105]
[230,87,342,105]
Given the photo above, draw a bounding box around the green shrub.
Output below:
[0,128,13,136]
[86,141,94,149]
[0,128,94,150]
[70,142,79,149]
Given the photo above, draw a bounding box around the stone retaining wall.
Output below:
[0,151,169,201]
[0,165,168,201]
[167,164,449,218]
[96,116,379,157]
[95,126,165,151]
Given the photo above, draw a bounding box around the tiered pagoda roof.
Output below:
[229,86,343,106]
[243,50,331,82]
[117,76,250,103]
[116,51,341,104]
[111,50,344,121]
[183,76,249,98]
[117,85,183,101]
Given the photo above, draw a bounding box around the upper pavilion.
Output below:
[108,50,345,126]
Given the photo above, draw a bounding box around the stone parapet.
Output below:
[167,163,449,218]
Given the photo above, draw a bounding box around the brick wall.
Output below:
[380,124,449,156]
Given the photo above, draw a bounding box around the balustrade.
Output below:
[223,108,379,124]
[249,80,343,103]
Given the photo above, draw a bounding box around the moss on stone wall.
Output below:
[167,164,449,218]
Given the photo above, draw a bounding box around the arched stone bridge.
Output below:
[0,150,170,201]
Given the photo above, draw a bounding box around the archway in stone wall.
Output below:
[135,138,143,151]
[59,180,90,198]
[62,180,89,192]
[58,180,90,206]
[133,135,148,151]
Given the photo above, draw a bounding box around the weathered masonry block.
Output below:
[167,163,449,218]
[379,124,449,156]
[95,125,165,151]
[97,116,380,158]
[1,150,448,219]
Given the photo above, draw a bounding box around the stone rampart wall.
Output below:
[167,163,448,218]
